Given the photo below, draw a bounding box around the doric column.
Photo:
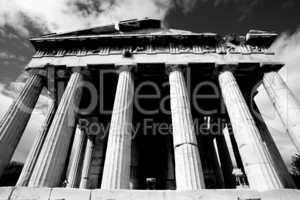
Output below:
[168,65,205,190]
[221,125,247,188]
[208,137,224,188]
[65,126,86,188]
[89,130,107,188]
[263,71,300,152]
[219,70,283,191]
[252,102,296,188]
[222,126,238,169]
[0,73,44,177]
[79,135,94,189]
[215,124,243,188]
[212,138,226,187]
[28,71,83,187]
[101,65,134,189]
[16,102,56,186]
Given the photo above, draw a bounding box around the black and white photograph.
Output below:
[0,0,300,199]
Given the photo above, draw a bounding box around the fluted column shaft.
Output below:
[101,67,134,189]
[28,71,83,187]
[252,102,296,188]
[215,133,236,188]
[208,137,225,188]
[219,71,283,191]
[222,126,238,169]
[66,126,86,188]
[0,74,44,177]
[220,125,247,188]
[79,135,94,189]
[16,102,56,186]
[263,71,300,152]
[169,66,205,190]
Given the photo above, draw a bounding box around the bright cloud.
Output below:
[254,29,300,166]
[0,0,198,36]
[0,79,52,163]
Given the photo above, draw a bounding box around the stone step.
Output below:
[1,187,300,200]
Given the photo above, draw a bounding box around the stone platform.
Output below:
[1,187,300,200]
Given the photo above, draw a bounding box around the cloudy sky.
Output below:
[0,0,300,168]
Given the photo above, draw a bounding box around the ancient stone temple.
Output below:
[0,18,300,199]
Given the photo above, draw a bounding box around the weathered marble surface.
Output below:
[32,44,273,58]
[49,188,91,200]
[0,187,14,200]
[10,187,51,200]
[79,136,94,189]
[66,127,86,188]
[28,72,83,187]
[101,68,134,189]
[27,53,278,69]
[263,71,300,153]
[219,71,284,191]
[169,67,205,190]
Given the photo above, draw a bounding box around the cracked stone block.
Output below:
[0,187,14,200]
[49,188,91,200]
[10,187,51,200]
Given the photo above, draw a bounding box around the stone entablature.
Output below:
[26,54,280,70]
[30,33,276,58]
[27,19,278,69]
[31,42,274,58]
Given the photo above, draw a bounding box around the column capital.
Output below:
[215,63,239,73]
[27,69,48,77]
[55,67,88,81]
[115,64,136,74]
[70,67,92,77]
[165,63,188,74]
[86,134,95,140]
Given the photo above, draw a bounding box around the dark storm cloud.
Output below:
[0,27,33,83]
[173,0,197,13]
[166,0,300,34]
[68,0,113,17]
